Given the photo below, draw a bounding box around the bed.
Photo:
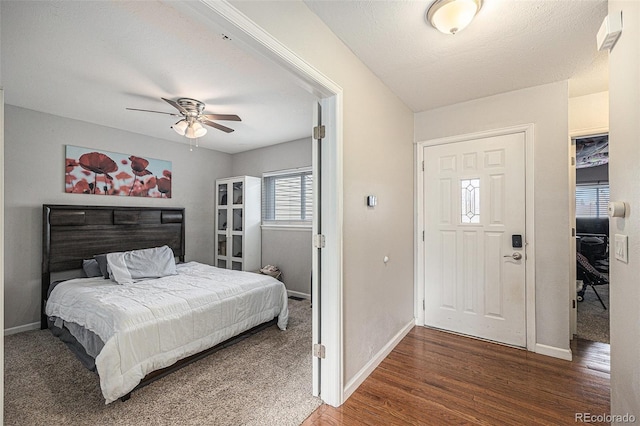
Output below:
[41,205,288,404]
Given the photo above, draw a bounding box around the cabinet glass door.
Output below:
[233,181,243,204]
[217,209,227,231]
[233,209,243,231]
[218,183,228,206]
[217,234,227,256]
[232,235,243,258]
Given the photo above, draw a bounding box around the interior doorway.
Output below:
[183,3,345,406]
[573,133,610,345]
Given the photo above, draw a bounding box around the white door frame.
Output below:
[170,0,345,406]
[1,87,6,423]
[569,127,609,342]
[415,124,536,351]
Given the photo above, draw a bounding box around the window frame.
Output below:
[576,182,610,218]
[262,166,313,228]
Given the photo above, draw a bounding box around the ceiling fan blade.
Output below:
[126,107,179,116]
[161,97,188,115]
[202,113,241,122]
[202,119,235,133]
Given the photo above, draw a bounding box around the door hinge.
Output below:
[423,299,425,310]
[572,300,576,309]
[313,125,326,140]
[571,157,576,166]
[313,343,326,359]
[422,160,424,171]
[422,231,425,241]
[313,234,326,249]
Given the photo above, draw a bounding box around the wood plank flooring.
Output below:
[303,327,610,425]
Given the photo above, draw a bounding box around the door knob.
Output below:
[504,252,522,260]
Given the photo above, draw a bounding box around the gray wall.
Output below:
[231,138,312,297]
[576,164,608,183]
[415,81,571,353]
[609,1,640,419]
[4,106,232,329]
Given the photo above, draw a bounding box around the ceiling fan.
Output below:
[126,97,241,139]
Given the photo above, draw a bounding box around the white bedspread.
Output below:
[46,262,289,404]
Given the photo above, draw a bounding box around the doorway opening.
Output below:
[188,3,345,406]
[573,133,610,345]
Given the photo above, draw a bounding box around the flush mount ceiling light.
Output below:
[426,0,483,35]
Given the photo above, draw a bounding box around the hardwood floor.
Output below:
[303,327,610,425]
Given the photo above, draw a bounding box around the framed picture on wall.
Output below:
[65,145,172,198]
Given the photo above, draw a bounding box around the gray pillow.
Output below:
[107,246,177,285]
[82,259,103,278]
[94,254,110,279]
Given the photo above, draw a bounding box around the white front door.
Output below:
[423,132,527,347]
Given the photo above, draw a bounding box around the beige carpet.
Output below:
[4,299,321,426]
[577,282,609,344]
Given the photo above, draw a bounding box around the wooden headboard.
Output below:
[41,204,185,328]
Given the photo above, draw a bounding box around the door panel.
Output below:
[424,132,526,347]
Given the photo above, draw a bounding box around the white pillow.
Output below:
[107,245,177,285]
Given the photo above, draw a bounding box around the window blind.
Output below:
[262,168,313,224]
[576,183,609,218]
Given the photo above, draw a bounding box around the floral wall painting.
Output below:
[65,145,172,198]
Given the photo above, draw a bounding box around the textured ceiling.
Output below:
[304,0,609,111]
[1,1,316,154]
[2,0,609,153]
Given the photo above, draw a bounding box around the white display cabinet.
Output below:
[215,176,261,271]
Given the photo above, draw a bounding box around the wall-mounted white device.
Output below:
[614,234,629,263]
[608,201,626,217]
[597,12,622,51]
[366,195,377,207]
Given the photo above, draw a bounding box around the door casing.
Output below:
[415,124,537,352]
[569,128,609,343]
[173,0,346,406]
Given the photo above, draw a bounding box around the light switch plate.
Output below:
[614,234,628,263]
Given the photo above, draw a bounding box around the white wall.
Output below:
[569,91,609,136]
[569,91,609,184]
[231,138,313,297]
[415,82,570,352]
[4,106,232,329]
[608,1,640,419]
[231,0,415,384]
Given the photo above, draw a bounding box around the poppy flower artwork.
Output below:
[65,145,172,198]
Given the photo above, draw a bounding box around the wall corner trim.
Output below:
[535,343,572,361]
[343,320,414,400]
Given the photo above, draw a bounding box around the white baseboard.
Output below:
[343,319,415,400]
[287,290,310,299]
[535,343,572,361]
[5,321,40,336]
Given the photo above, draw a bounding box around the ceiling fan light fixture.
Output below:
[185,121,207,139]
[172,119,188,136]
[127,97,238,144]
[427,0,482,35]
